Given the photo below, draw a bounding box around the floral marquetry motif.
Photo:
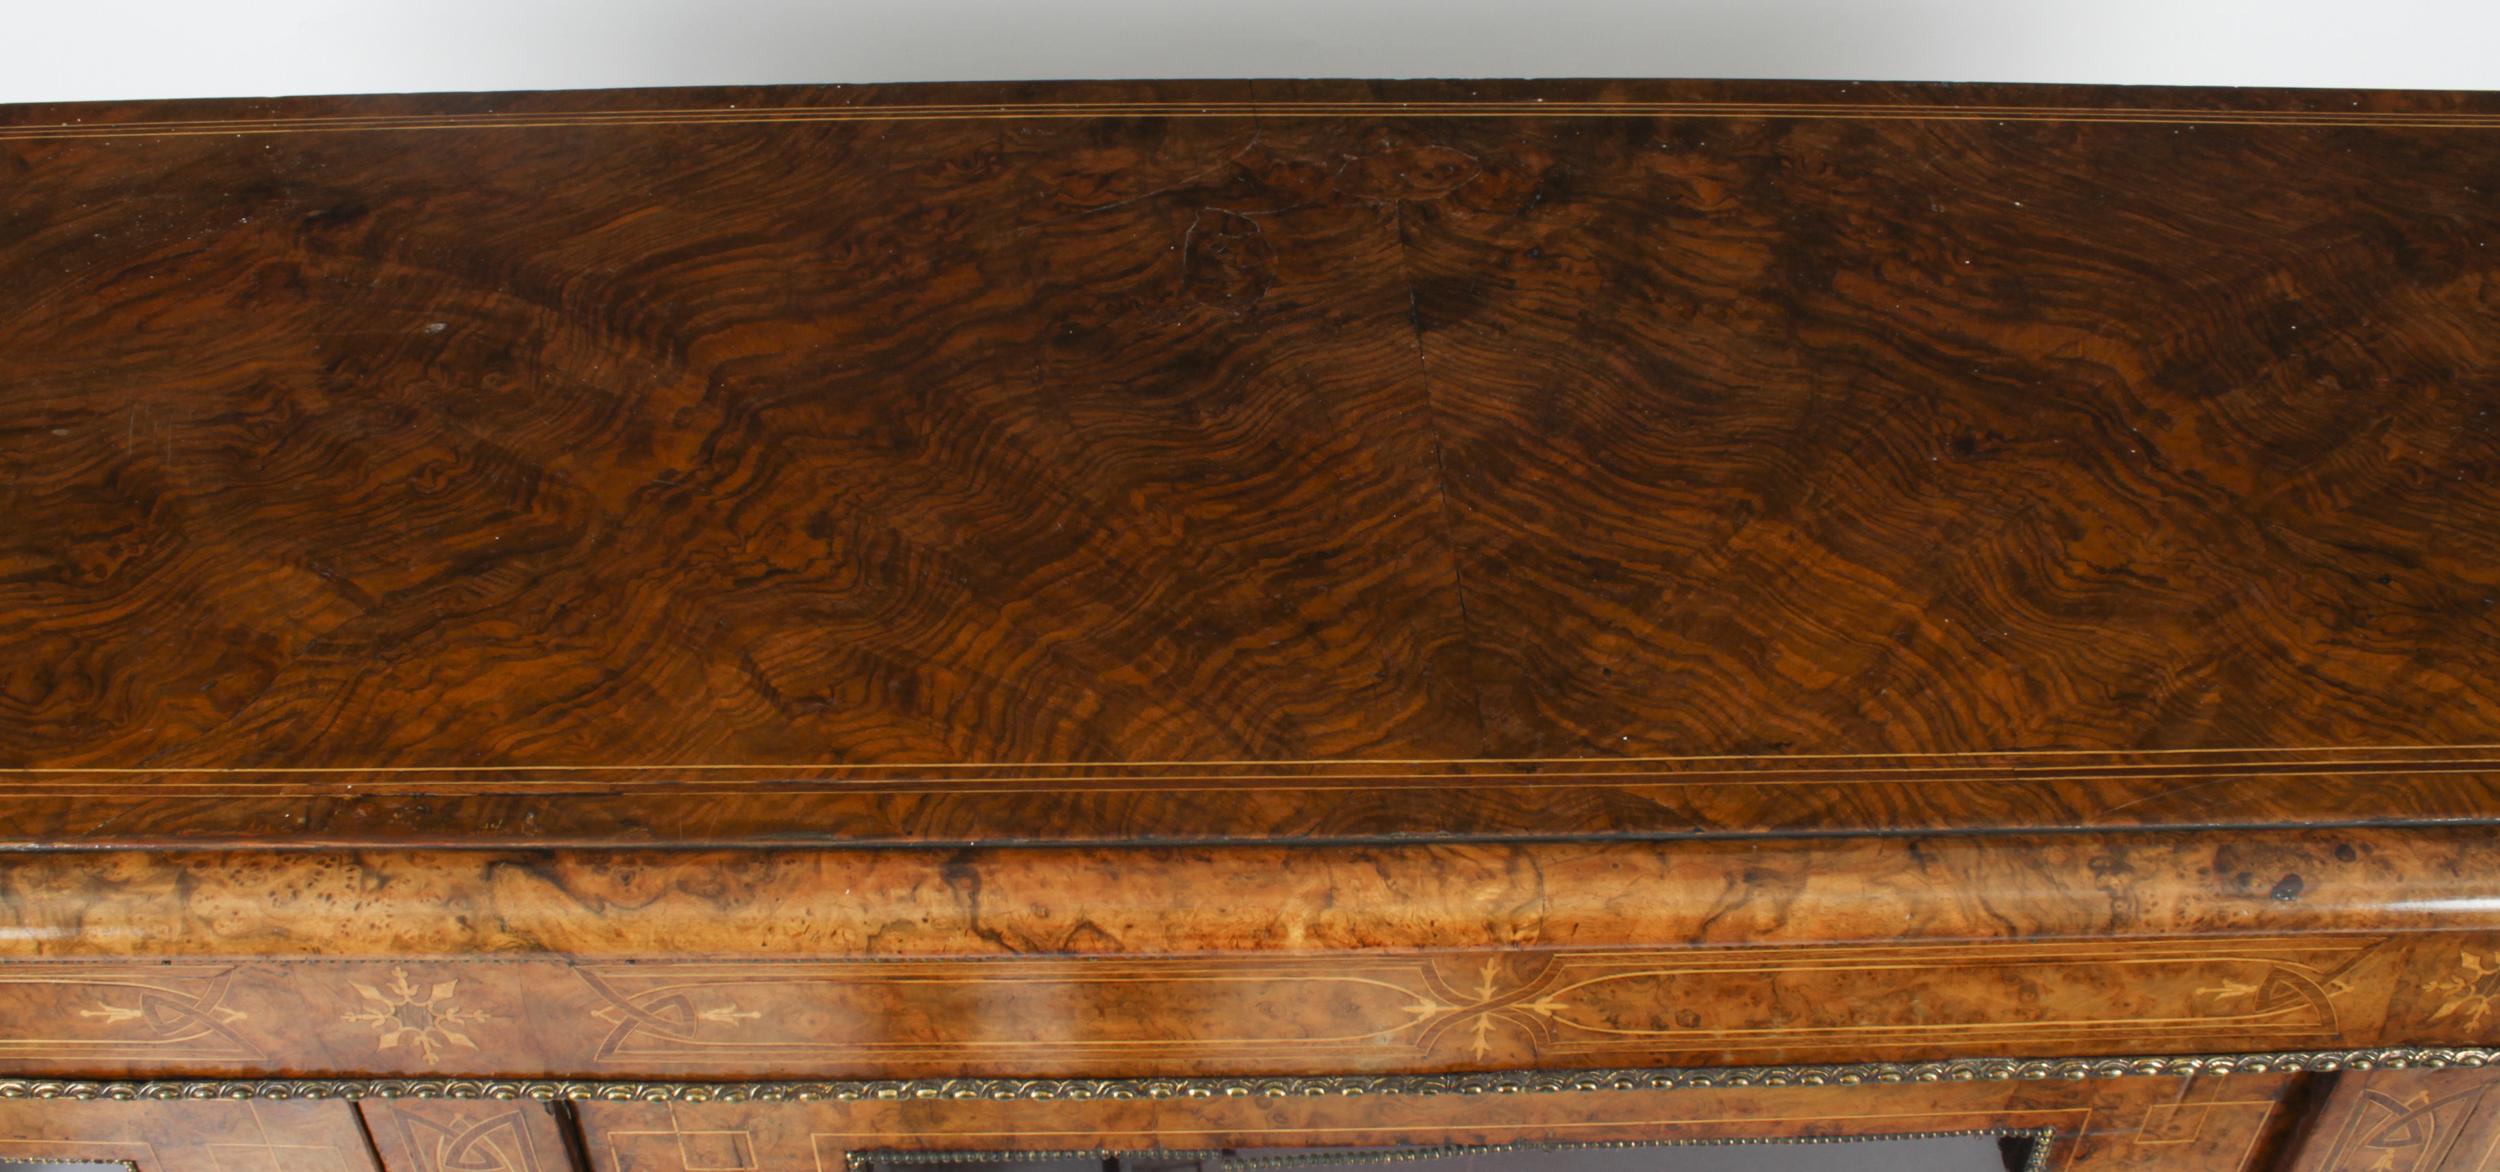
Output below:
[345,968,497,1066]
[2430,953,2500,1032]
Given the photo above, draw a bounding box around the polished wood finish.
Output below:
[2285,1066,2500,1171]
[10,747,2500,849]
[4,930,2488,1080]
[0,1100,376,1170]
[0,831,2494,1078]
[5,80,2500,847]
[9,830,2495,960]
[359,1101,576,1172]
[6,77,2500,1170]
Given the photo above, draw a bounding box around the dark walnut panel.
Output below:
[4,81,2500,846]
[1379,88,2500,761]
[0,78,1471,779]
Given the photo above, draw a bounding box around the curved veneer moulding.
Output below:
[3,827,2498,959]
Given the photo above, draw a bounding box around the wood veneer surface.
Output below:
[3,80,2499,846]
[2285,1066,2500,1171]
[2,829,2495,1079]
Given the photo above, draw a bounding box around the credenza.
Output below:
[2,78,2498,1171]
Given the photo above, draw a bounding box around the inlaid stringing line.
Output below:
[16,762,2500,800]
[6,742,2500,776]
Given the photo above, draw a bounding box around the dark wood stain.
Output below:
[2,78,2498,1171]
[4,80,2499,846]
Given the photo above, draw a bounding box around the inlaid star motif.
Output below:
[344,967,494,1065]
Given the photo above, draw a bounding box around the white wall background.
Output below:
[3,0,2497,106]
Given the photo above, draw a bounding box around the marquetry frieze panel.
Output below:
[0,965,260,1064]
[0,934,2485,1080]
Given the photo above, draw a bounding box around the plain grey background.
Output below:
[3,0,2497,105]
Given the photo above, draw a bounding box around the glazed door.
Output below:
[567,1074,2294,1172]
[852,1141,2039,1172]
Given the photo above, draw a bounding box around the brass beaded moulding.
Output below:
[5,1047,2495,1103]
